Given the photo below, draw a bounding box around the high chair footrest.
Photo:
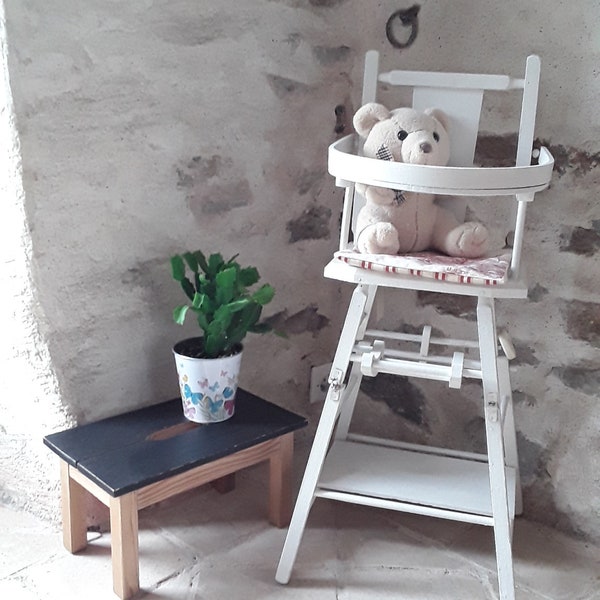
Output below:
[316,440,516,525]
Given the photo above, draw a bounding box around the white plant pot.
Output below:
[173,337,242,423]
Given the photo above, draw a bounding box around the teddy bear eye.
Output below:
[433,132,440,142]
[397,130,408,141]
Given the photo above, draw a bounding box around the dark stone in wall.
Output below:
[266,304,330,336]
[476,133,599,178]
[295,169,326,195]
[560,299,600,347]
[360,374,426,427]
[416,291,477,320]
[528,283,549,302]
[512,341,539,366]
[266,74,310,99]
[516,431,549,481]
[513,390,537,406]
[312,45,352,65]
[309,0,349,6]
[560,225,600,256]
[287,204,332,242]
[537,139,599,177]
[552,364,600,395]
[464,416,486,454]
[190,180,252,216]
[176,155,252,216]
[475,133,518,167]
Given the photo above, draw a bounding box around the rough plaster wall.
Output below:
[2,0,599,542]
[0,2,75,521]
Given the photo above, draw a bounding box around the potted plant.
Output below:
[170,250,275,423]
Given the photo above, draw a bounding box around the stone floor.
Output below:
[1,460,599,600]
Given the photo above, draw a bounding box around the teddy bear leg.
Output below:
[439,221,490,258]
[357,223,400,255]
[431,209,490,258]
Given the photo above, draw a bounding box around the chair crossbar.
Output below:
[364,328,480,349]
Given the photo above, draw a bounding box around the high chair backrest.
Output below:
[329,51,553,281]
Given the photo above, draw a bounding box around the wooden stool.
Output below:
[44,389,307,599]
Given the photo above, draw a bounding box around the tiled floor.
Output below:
[1,460,598,600]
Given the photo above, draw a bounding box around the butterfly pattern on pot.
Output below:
[183,384,203,405]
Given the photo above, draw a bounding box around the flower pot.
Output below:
[173,337,242,423]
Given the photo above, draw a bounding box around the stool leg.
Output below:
[109,493,139,600]
[276,284,374,584]
[477,297,515,600]
[60,460,88,553]
[268,433,294,528]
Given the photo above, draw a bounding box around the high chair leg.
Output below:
[477,297,516,600]
[498,356,523,516]
[276,285,375,584]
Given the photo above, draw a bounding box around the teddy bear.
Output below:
[353,102,489,257]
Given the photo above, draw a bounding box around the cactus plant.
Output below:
[170,250,275,359]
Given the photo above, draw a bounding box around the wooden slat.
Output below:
[136,437,281,509]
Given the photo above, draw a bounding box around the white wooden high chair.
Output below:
[276,51,554,599]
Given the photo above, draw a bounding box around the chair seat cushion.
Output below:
[334,250,511,286]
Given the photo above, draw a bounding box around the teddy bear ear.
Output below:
[424,108,450,132]
[353,103,392,138]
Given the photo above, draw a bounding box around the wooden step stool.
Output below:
[44,389,307,599]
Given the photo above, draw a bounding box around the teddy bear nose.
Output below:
[420,142,432,154]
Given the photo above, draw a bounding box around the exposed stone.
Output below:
[560,299,600,347]
[188,179,252,216]
[416,291,477,320]
[265,304,330,336]
[309,0,349,6]
[295,169,326,195]
[312,45,352,65]
[464,415,486,454]
[552,364,600,395]
[286,204,331,242]
[176,155,252,216]
[528,283,549,302]
[513,390,537,407]
[537,139,599,177]
[476,133,600,178]
[360,374,427,427]
[474,133,518,167]
[559,225,600,256]
[516,432,549,481]
[177,155,228,187]
[334,102,352,135]
[266,74,310,99]
[512,341,540,366]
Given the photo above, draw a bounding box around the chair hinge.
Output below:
[485,392,499,422]
[328,368,345,402]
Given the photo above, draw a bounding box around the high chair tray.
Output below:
[329,134,554,196]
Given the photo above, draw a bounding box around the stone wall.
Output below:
[1,0,598,541]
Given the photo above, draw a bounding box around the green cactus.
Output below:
[170,251,275,359]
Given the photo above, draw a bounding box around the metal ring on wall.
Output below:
[386,4,420,49]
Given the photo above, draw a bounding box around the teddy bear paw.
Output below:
[454,222,490,258]
[358,223,400,255]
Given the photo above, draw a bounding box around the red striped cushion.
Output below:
[334,250,511,286]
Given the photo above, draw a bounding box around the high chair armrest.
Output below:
[328,135,554,197]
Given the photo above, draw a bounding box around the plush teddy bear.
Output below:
[353,102,489,257]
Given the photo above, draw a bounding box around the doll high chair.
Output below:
[276,51,553,599]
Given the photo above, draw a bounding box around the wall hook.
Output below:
[386,4,420,49]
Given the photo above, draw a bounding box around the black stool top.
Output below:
[44,389,307,497]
